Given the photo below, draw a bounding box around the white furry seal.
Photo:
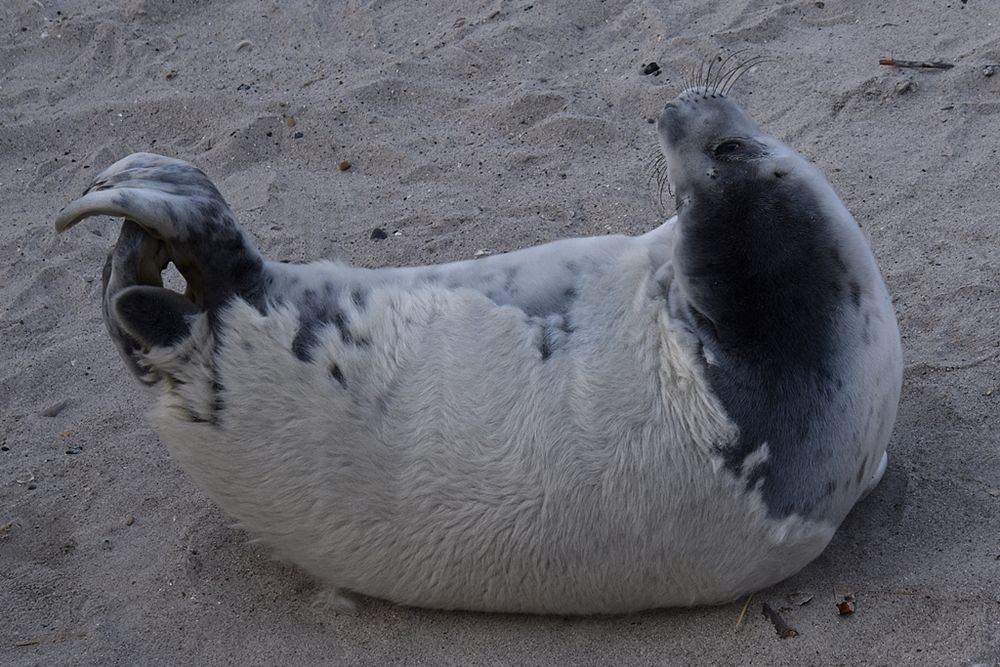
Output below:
[55,77,901,615]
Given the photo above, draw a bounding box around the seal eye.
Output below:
[714,140,743,157]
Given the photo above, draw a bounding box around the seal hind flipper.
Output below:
[56,152,265,309]
[59,153,267,380]
[113,285,200,349]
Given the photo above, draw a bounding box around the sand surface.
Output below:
[2,0,999,664]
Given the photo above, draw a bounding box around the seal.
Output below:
[54,78,901,615]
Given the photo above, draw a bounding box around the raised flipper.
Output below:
[56,153,266,381]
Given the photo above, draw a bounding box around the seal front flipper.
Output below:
[56,153,266,380]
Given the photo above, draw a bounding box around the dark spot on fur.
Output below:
[351,288,367,309]
[333,312,352,344]
[536,315,573,361]
[823,480,836,497]
[329,363,346,387]
[850,282,861,308]
[292,324,320,362]
[291,287,352,361]
[539,336,552,360]
[212,380,225,412]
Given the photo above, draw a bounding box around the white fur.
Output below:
[142,228,839,614]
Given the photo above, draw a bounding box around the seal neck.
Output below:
[673,179,848,367]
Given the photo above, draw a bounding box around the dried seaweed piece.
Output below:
[837,593,857,615]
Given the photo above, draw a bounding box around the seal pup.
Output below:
[55,74,901,615]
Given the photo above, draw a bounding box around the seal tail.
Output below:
[56,153,265,381]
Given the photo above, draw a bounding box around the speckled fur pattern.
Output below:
[54,88,902,615]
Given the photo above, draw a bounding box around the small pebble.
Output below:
[125,515,135,526]
[370,228,388,241]
[473,249,490,258]
[293,131,304,139]
[65,447,81,455]
[894,79,915,95]
[338,159,351,171]
[235,39,253,51]
[641,62,661,76]
[41,398,70,417]
[984,65,996,77]
[237,83,252,91]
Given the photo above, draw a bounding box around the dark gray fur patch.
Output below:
[536,315,573,361]
[677,174,867,520]
[351,287,368,310]
[329,363,346,387]
[212,380,225,413]
[291,289,353,362]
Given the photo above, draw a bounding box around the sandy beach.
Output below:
[2,0,998,664]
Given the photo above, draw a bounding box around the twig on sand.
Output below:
[761,603,799,638]
[879,58,954,70]
[13,632,86,648]
[735,594,753,628]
